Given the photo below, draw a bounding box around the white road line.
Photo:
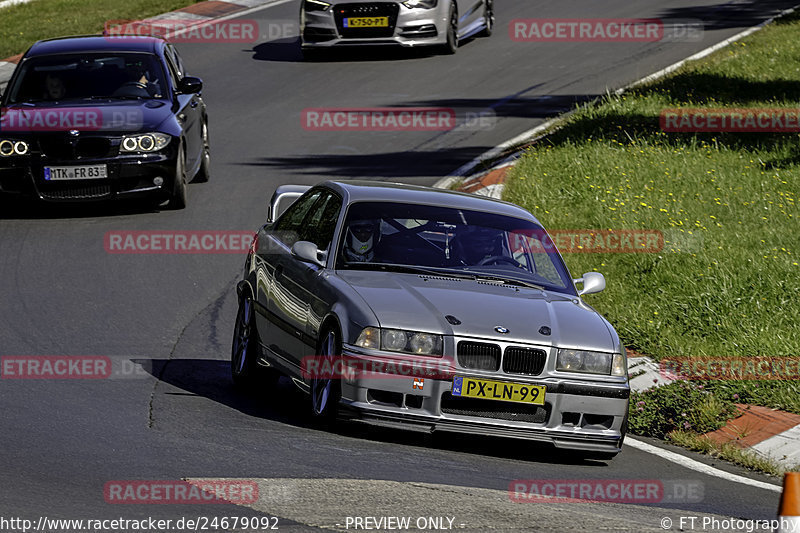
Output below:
[625,437,782,493]
[435,2,800,186]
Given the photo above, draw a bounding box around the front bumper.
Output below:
[0,144,177,203]
[336,348,630,453]
[301,1,447,48]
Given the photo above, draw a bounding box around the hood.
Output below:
[0,99,173,134]
[339,271,616,352]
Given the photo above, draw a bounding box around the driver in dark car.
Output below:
[115,60,162,97]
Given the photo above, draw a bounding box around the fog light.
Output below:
[153,177,164,186]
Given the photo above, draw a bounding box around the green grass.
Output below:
[504,13,800,366]
[667,430,792,477]
[0,0,203,60]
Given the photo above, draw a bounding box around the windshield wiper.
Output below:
[345,262,472,278]
[345,263,544,289]
[458,269,545,290]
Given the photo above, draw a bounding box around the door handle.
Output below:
[190,100,198,108]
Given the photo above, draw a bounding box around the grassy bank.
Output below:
[0,0,202,59]
[503,11,800,467]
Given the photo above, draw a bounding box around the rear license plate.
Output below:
[344,17,389,28]
[44,165,107,181]
[452,376,546,405]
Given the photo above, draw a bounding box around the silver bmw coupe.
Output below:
[232,181,629,459]
[299,0,493,55]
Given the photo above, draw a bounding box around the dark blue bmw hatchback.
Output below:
[0,36,209,209]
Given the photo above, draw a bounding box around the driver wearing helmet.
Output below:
[344,219,379,262]
[454,225,505,265]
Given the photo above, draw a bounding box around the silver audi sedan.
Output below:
[299,0,493,55]
[232,181,629,459]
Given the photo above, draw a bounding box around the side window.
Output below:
[299,192,342,250]
[163,54,180,91]
[274,190,324,247]
[169,45,186,79]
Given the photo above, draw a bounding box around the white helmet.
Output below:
[345,220,376,262]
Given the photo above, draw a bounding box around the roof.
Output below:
[323,180,540,223]
[24,36,165,59]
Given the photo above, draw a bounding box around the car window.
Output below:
[336,201,576,294]
[273,190,324,247]
[5,53,168,103]
[299,192,342,250]
[166,44,186,79]
[163,53,181,91]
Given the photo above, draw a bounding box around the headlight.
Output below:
[355,327,443,356]
[403,0,437,8]
[304,0,331,11]
[120,133,170,153]
[0,140,30,156]
[557,349,621,375]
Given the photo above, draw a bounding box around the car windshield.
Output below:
[336,201,576,294]
[5,52,168,104]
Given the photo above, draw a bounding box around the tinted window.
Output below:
[300,192,341,250]
[274,190,324,247]
[6,53,168,103]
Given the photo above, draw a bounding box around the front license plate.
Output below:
[44,165,108,181]
[344,17,389,28]
[452,376,546,405]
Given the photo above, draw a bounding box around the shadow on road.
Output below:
[0,194,184,220]
[248,37,484,63]
[655,0,799,31]
[140,357,613,467]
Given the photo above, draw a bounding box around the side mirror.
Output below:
[291,241,325,267]
[178,76,203,94]
[266,185,311,224]
[574,272,605,296]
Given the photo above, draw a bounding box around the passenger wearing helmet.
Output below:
[344,219,378,262]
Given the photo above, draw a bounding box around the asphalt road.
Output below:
[1,0,797,530]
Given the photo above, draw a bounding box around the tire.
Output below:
[192,120,210,183]
[440,3,458,55]
[309,327,342,419]
[231,292,258,387]
[231,290,280,390]
[478,0,493,37]
[167,144,187,210]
